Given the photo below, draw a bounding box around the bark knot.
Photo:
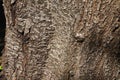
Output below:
[74,33,85,42]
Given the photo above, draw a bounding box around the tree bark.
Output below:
[2,0,120,80]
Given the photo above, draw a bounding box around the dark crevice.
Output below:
[0,0,6,79]
[0,0,6,60]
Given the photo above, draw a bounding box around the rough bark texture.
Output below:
[2,0,120,80]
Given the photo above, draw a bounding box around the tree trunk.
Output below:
[2,0,120,80]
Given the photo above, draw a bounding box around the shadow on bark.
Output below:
[0,0,6,79]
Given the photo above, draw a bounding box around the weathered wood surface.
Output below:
[3,0,120,80]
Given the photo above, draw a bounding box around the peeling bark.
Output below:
[2,0,120,80]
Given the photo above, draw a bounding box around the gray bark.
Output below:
[2,0,120,80]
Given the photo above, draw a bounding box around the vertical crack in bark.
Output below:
[10,0,17,27]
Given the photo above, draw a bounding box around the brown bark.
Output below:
[2,0,120,80]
